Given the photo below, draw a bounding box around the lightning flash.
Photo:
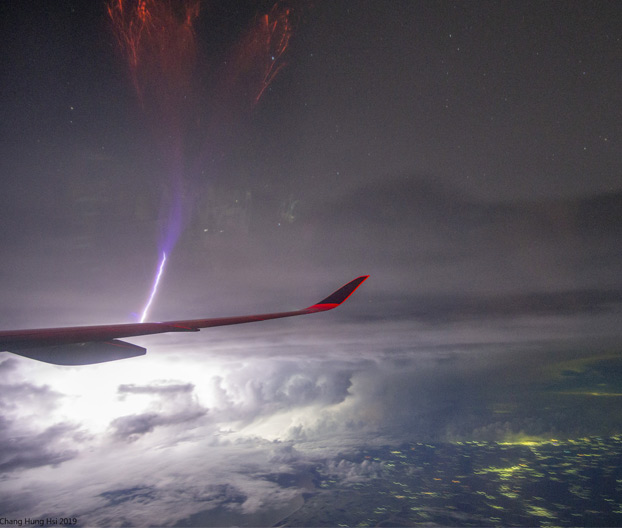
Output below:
[140,252,167,323]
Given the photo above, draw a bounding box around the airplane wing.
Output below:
[0,276,369,366]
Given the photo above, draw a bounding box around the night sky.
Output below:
[1,1,621,526]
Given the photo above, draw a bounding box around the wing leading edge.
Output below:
[0,276,369,365]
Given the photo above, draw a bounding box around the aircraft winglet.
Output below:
[306,275,369,312]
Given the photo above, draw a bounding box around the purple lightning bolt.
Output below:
[140,252,167,322]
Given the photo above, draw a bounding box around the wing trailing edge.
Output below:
[0,276,369,365]
[10,340,146,366]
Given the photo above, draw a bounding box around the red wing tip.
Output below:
[307,303,339,312]
[309,275,369,310]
